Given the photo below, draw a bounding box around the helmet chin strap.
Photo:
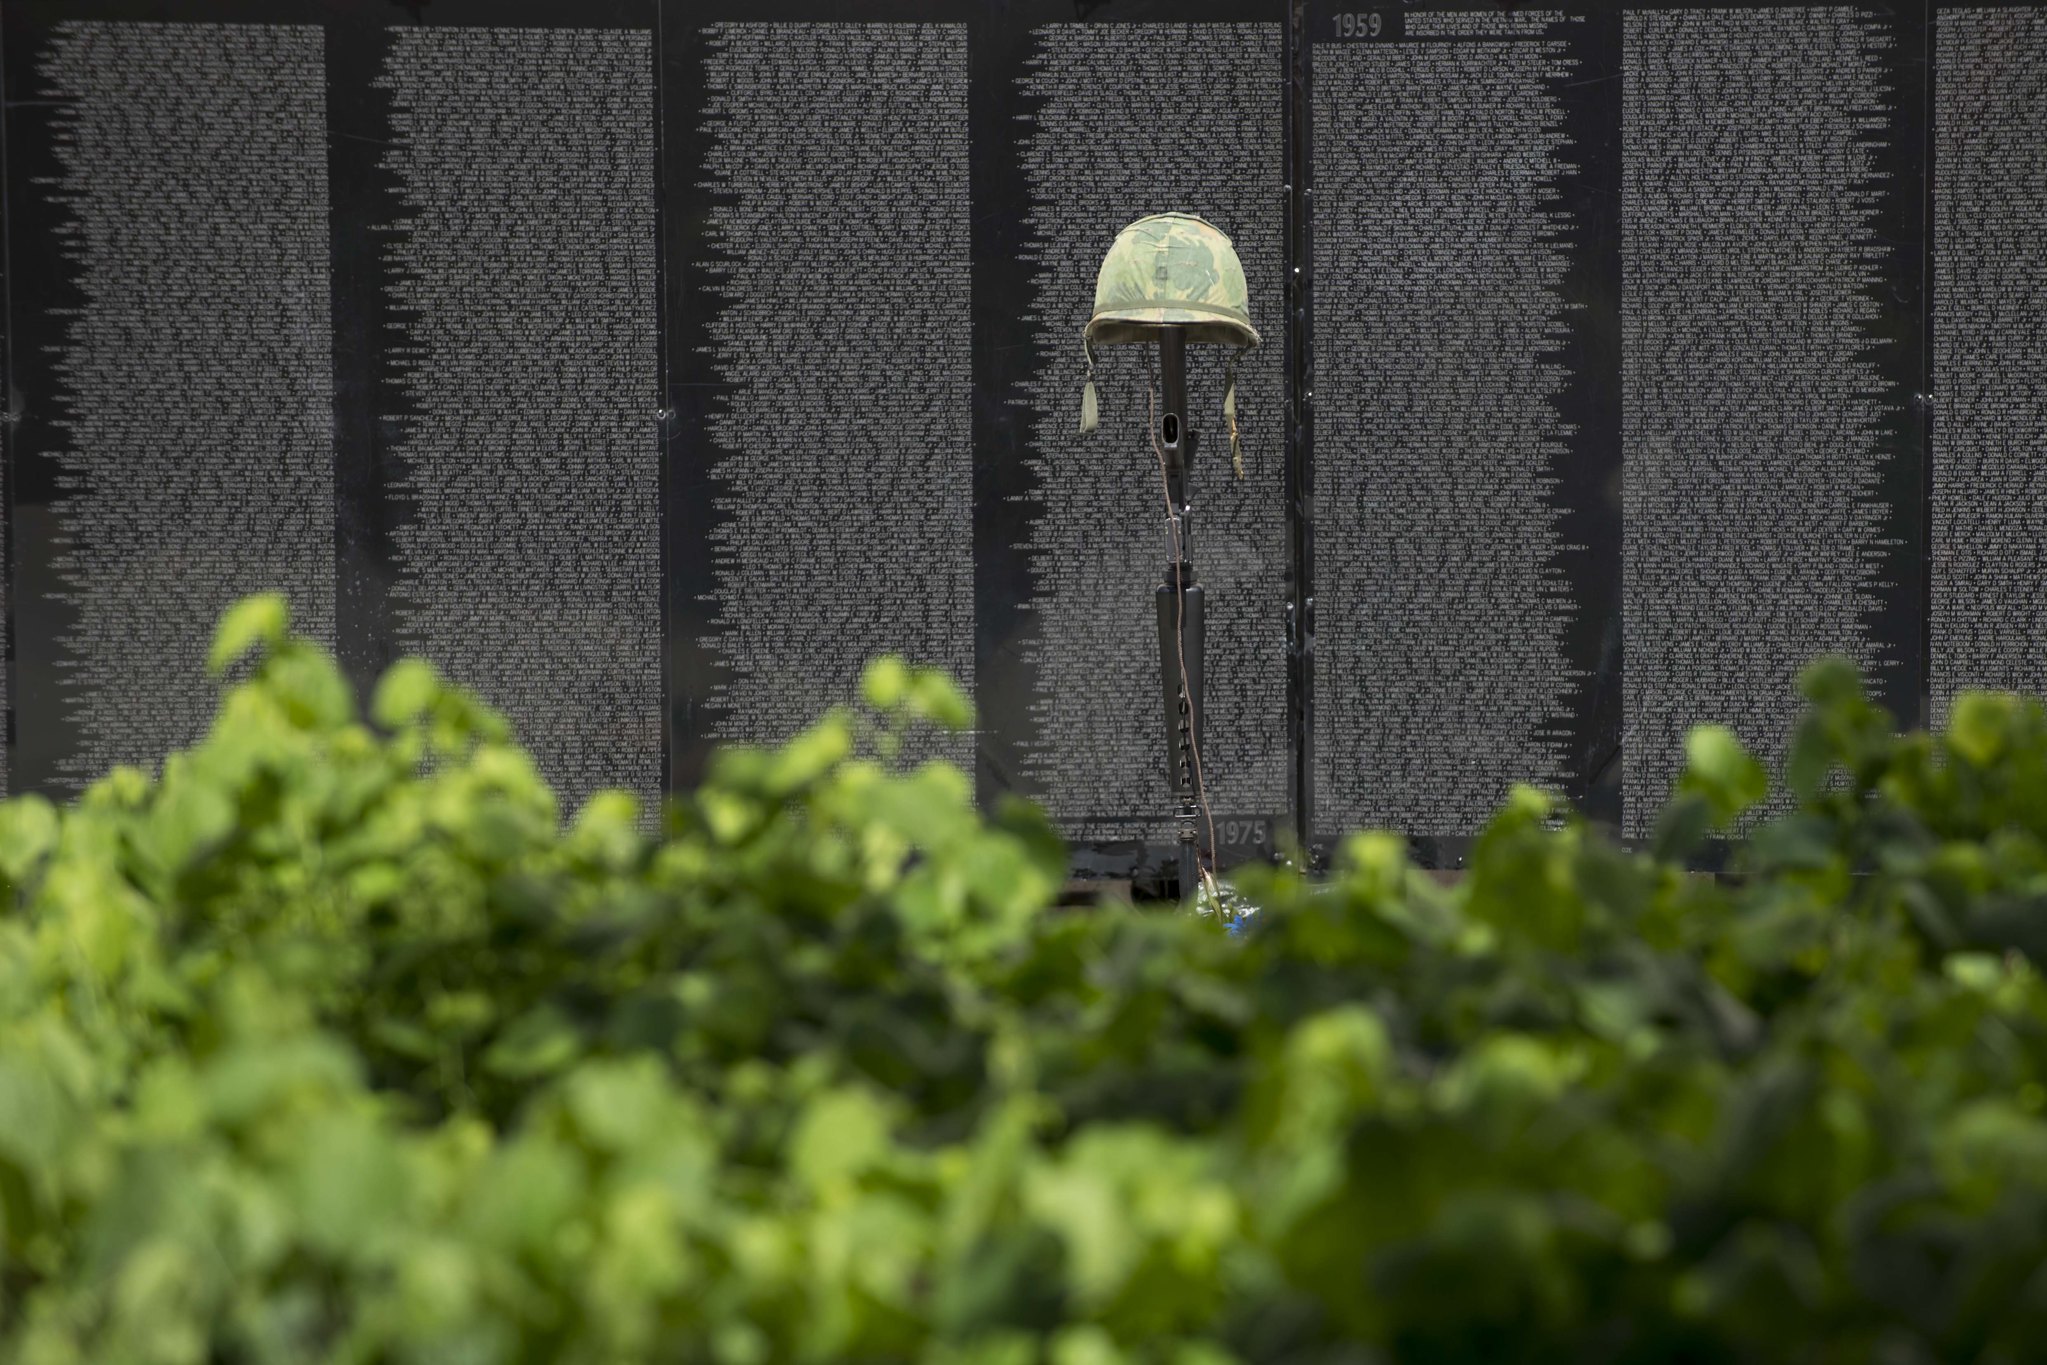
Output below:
[1223,348,1243,480]
[1078,337,1100,435]
[1080,338,1249,479]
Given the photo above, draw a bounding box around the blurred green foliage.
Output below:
[3,599,2047,1362]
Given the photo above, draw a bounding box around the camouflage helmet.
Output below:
[1077,213,1258,476]
[1084,212,1260,349]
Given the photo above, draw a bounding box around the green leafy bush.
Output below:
[3,600,2047,1363]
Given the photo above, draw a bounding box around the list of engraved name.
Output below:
[377,26,662,815]
[694,23,974,770]
[1311,22,1584,836]
[36,22,334,791]
[1016,22,1288,844]
[1621,7,1902,834]
[1931,9,2047,709]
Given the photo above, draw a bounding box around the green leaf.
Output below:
[1783,713,1834,801]
[790,1087,893,1189]
[483,1007,582,1079]
[908,670,974,731]
[1796,654,1862,710]
[292,1111,410,1256]
[0,796,60,884]
[1948,691,2015,768]
[140,771,237,875]
[372,658,443,729]
[1679,724,1768,826]
[0,1055,76,1170]
[862,656,912,710]
[207,592,290,675]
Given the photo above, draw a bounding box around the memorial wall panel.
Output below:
[335,1,663,819]
[4,4,337,796]
[666,0,1290,879]
[971,1,1292,876]
[1616,0,1924,837]
[7,0,2046,877]
[4,0,663,818]
[666,6,977,784]
[1305,0,1621,851]
[1303,0,1925,856]
[1930,0,2047,713]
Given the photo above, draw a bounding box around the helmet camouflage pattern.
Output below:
[1084,212,1260,349]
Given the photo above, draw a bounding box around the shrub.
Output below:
[1,599,2045,1363]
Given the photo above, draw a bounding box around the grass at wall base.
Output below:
[3,594,2047,1362]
